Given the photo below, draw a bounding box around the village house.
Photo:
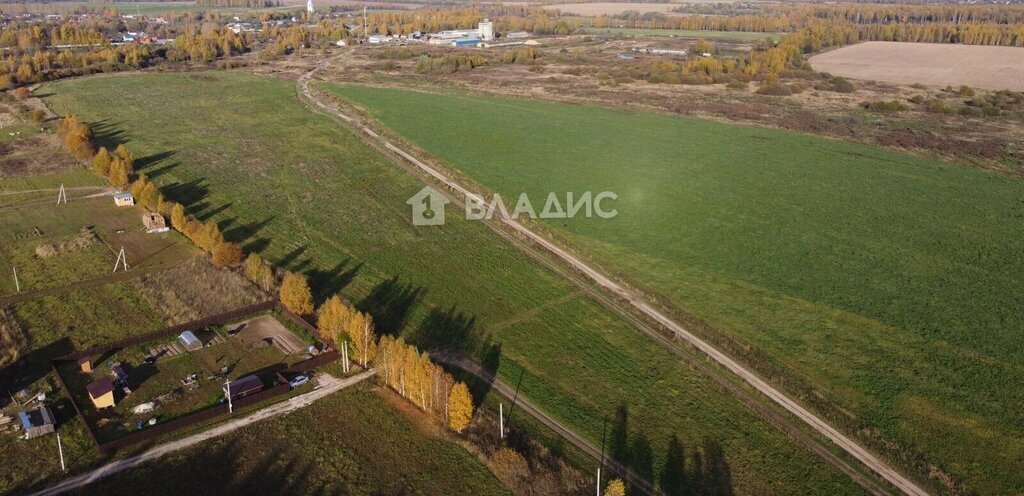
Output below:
[87,377,115,409]
[224,375,263,401]
[113,192,135,207]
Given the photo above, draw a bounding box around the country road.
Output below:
[298,54,929,496]
[32,370,377,496]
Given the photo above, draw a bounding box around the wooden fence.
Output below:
[60,300,277,362]
[52,300,345,455]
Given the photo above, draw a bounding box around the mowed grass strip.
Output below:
[42,71,863,495]
[325,83,1024,494]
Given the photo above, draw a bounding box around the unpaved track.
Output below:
[31,370,377,496]
[300,54,929,496]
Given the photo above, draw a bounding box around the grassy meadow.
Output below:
[325,83,1024,495]
[0,197,196,296]
[41,71,866,495]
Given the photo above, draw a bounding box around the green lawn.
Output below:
[325,83,1024,495]
[0,169,103,198]
[41,71,865,495]
[583,27,780,41]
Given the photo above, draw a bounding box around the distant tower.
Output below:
[306,0,314,14]
[478,18,494,41]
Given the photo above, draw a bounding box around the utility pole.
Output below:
[12,266,19,293]
[113,247,128,273]
[499,403,504,439]
[598,416,607,496]
[57,433,66,472]
[226,379,233,414]
[56,184,67,205]
[363,6,367,39]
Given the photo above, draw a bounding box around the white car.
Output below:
[288,375,309,388]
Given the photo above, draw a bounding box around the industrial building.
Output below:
[478,18,494,41]
[452,38,480,47]
[632,47,689,57]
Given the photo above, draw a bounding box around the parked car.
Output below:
[289,375,309,388]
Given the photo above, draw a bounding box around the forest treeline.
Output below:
[196,0,279,8]
[0,16,353,86]
[4,1,1024,89]
[595,4,1024,42]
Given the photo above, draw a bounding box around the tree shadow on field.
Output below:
[306,259,363,306]
[242,237,271,255]
[0,337,73,410]
[15,429,317,495]
[609,405,735,496]
[162,178,210,210]
[135,150,176,174]
[220,216,275,245]
[196,203,233,222]
[275,245,307,271]
[356,276,424,334]
[88,119,130,151]
[410,305,479,353]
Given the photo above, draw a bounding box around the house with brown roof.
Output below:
[87,377,115,409]
[223,375,263,401]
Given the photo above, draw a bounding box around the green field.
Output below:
[325,83,1024,494]
[62,388,509,496]
[583,27,780,41]
[42,71,866,495]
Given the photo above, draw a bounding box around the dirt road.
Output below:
[299,54,929,496]
[31,370,377,496]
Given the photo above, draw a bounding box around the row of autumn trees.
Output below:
[592,3,1024,39]
[56,116,474,434]
[272,272,476,433]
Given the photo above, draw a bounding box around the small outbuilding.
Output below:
[87,377,115,409]
[224,375,263,400]
[113,192,135,207]
[111,363,128,385]
[18,406,56,439]
[142,212,169,234]
[178,331,203,351]
[77,357,92,373]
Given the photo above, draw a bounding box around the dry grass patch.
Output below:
[133,257,266,325]
[0,307,27,368]
[809,42,1024,91]
[34,227,98,258]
